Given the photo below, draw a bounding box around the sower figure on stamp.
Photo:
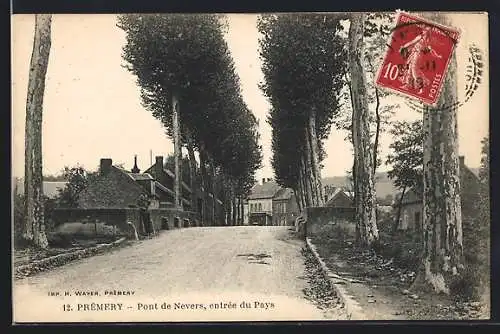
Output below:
[399,25,442,94]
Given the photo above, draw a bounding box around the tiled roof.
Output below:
[128,173,154,181]
[325,188,353,206]
[273,187,294,201]
[248,181,281,200]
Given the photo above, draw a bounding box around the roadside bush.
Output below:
[376,229,422,272]
[14,194,60,249]
[13,194,26,249]
[375,210,421,272]
[312,222,354,250]
[452,210,490,300]
[47,232,74,248]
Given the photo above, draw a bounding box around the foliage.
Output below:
[454,136,490,300]
[386,120,424,195]
[14,193,57,249]
[13,193,26,248]
[333,13,398,170]
[57,166,97,207]
[118,14,261,200]
[258,13,346,192]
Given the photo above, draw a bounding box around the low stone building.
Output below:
[247,179,280,226]
[395,156,481,231]
[52,157,197,239]
[78,158,171,211]
[245,178,301,226]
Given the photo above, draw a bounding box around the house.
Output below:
[272,188,300,226]
[324,186,355,208]
[143,156,193,210]
[63,157,176,235]
[78,157,172,210]
[395,156,481,231]
[50,156,204,240]
[245,178,300,226]
[247,178,280,226]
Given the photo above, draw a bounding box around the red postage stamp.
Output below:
[375,12,461,106]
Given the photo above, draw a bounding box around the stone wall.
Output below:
[305,206,356,239]
[51,208,142,238]
[149,208,199,231]
[52,207,202,238]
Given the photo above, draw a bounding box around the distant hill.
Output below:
[323,166,481,200]
[323,171,398,200]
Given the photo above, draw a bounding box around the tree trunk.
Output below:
[185,130,197,214]
[393,186,406,232]
[293,187,302,213]
[240,197,245,225]
[209,158,217,225]
[347,78,361,243]
[23,14,52,249]
[415,13,463,295]
[199,143,208,225]
[352,160,361,242]
[304,127,320,206]
[349,13,379,248]
[236,196,241,225]
[373,87,381,172]
[172,93,181,209]
[300,154,313,208]
[232,187,237,226]
[296,169,305,212]
[308,108,324,206]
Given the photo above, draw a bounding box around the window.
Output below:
[258,203,262,211]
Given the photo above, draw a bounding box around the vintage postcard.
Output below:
[11,11,490,323]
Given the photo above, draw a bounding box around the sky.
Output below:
[11,13,489,181]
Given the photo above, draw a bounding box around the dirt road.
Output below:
[14,226,342,322]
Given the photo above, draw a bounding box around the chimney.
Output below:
[262,178,266,185]
[155,156,164,179]
[131,155,140,173]
[459,156,465,166]
[100,158,112,175]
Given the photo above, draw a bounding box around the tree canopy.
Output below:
[386,120,424,195]
[118,14,262,200]
[258,13,347,206]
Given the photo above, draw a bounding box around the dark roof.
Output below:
[128,173,154,181]
[155,181,174,196]
[394,160,480,206]
[323,172,398,200]
[144,164,191,192]
[248,181,281,200]
[273,187,294,201]
[325,188,354,206]
[394,188,422,206]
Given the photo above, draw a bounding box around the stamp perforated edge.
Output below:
[374,10,463,108]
